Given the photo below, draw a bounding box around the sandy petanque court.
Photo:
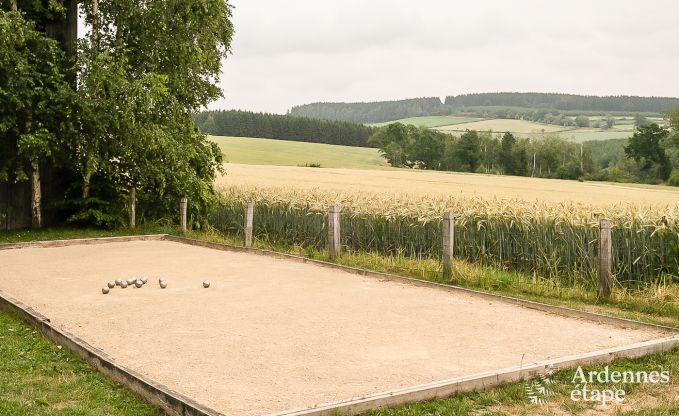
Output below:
[0,239,673,415]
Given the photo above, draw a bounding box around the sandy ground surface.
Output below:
[0,240,671,415]
[216,163,679,207]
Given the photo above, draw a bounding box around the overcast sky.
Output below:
[209,0,679,114]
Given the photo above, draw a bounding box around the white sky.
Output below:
[210,1,679,113]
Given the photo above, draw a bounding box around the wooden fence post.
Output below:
[179,197,188,233]
[245,202,254,247]
[328,204,341,258]
[598,218,613,298]
[442,212,455,280]
[129,187,136,229]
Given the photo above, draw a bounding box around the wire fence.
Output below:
[209,200,679,289]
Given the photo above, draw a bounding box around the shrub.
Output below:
[668,171,679,187]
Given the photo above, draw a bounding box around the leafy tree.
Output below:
[555,161,583,180]
[605,115,615,128]
[368,123,418,167]
[454,130,482,172]
[634,114,650,127]
[499,132,516,175]
[407,128,447,170]
[574,115,590,128]
[0,11,75,228]
[664,108,679,148]
[666,108,679,130]
[513,139,530,176]
[624,124,672,181]
[74,0,233,228]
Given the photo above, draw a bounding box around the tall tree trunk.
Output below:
[91,0,100,49]
[9,0,17,12]
[128,187,136,229]
[82,174,91,199]
[82,159,94,199]
[82,0,98,201]
[31,161,42,229]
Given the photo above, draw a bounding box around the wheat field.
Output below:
[213,164,678,287]
[216,163,679,208]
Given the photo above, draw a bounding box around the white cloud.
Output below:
[210,0,679,113]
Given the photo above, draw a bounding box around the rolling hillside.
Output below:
[211,136,387,169]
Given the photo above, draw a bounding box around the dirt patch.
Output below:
[0,240,672,415]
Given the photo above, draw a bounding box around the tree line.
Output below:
[289,93,679,124]
[195,110,376,147]
[369,109,679,185]
[1,1,233,229]
[289,97,445,124]
[368,125,592,179]
[445,93,679,113]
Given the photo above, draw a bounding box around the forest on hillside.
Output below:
[289,93,679,124]
[288,98,446,124]
[444,93,679,113]
[195,110,376,147]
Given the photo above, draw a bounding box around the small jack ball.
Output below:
[107,281,115,289]
[203,280,210,288]
[120,281,128,288]
[102,287,110,294]
[159,281,168,289]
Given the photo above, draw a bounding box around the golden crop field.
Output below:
[216,163,679,209]
[214,164,679,287]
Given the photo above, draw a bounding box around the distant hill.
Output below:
[289,97,445,124]
[289,93,679,123]
[444,93,679,113]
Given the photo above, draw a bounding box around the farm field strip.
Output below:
[217,163,679,209]
[368,115,481,128]
[435,119,568,134]
[209,135,387,169]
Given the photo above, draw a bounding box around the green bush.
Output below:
[668,171,679,187]
[585,166,638,183]
[554,161,583,180]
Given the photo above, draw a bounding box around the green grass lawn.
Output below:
[0,311,162,416]
[364,348,679,416]
[210,135,388,169]
[368,115,481,128]
[1,227,678,416]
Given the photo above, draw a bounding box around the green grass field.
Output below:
[557,130,633,142]
[436,118,567,134]
[368,115,480,128]
[370,115,664,142]
[210,135,387,169]
[431,118,636,142]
